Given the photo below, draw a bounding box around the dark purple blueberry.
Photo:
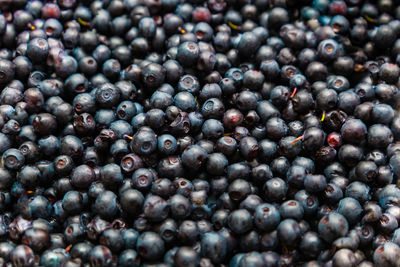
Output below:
[318,212,349,243]
[88,245,114,267]
[95,83,121,108]
[10,245,36,267]
[277,219,302,246]
[94,191,119,219]
[201,232,227,264]
[136,231,165,261]
[373,242,400,266]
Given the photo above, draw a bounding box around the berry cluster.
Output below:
[1,0,400,266]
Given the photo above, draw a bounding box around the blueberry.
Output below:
[345,182,370,203]
[172,246,198,267]
[254,203,280,231]
[304,174,327,193]
[267,7,289,31]
[137,232,165,261]
[201,232,227,264]
[10,245,36,267]
[286,165,307,188]
[206,153,228,175]
[371,103,394,125]
[277,219,302,245]
[263,178,287,202]
[64,223,85,245]
[300,231,323,258]
[70,165,95,189]
[143,195,169,222]
[181,145,208,170]
[280,200,304,220]
[379,213,398,234]
[324,183,343,203]
[119,189,144,217]
[279,136,303,159]
[149,91,173,111]
[94,191,119,219]
[27,38,49,64]
[292,90,314,114]
[261,251,280,267]
[337,197,363,225]
[306,61,328,82]
[62,191,84,215]
[3,148,25,170]
[173,92,196,112]
[332,248,357,267]
[60,135,83,160]
[270,85,290,107]
[226,178,250,202]
[202,98,225,119]
[338,144,363,167]
[95,83,121,108]
[88,245,114,267]
[318,212,349,243]
[373,242,400,266]
[251,164,272,185]
[156,134,177,155]
[340,119,367,144]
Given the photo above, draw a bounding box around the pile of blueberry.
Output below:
[3,0,400,266]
